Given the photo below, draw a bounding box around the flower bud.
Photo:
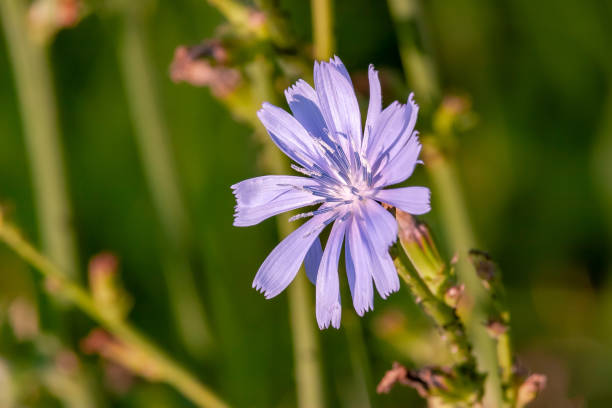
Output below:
[516,374,546,408]
[88,253,131,319]
[396,209,451,298]
[28,0,83,44]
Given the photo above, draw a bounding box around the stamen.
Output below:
[288,211,314,222]
[291,164,321,177]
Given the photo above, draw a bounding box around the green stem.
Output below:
[425,143,501,404]
[311,0,334,61]
[248,56,326,408]
[497,331,515,406]
[309,4,374,408]
[392,241,474,366]
[386,0,439,106]
[0,0,79,280]
[119,7,212,356]
[387,0,502,403]
[0,218,229,408]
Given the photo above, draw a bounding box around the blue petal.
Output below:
[316,219,347,329]
[285,79,328,143]
[314,58,362,157]
[367,95,419,177]
[304,237,323,284]
[257,103,321,168]
[253,212,332,299]
[375,187,431,215]
[232,176,320,226]
[362,65,382,150]
[359,200,400,298]
[364,101,407,164]
[346,215,374,316]
[374,131,422,187]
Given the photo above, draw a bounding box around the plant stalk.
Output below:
[0,218,229,408]
[392,241,474,366]
[311,0,334,61]
[119,6,212,356]
[0,0,79,280]
[387,0,503,403]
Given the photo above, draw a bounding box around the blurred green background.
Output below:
[1,0,611,407]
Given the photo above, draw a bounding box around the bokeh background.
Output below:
[1,0,611,407]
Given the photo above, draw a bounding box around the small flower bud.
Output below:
[170,43,241,97]
[89,252,131,319]
[8,297,39,340]
[377,362,484,404]
[516,374,546,408]
[444,284,465,307]
[28,0,83,44]
[396,209,450,297]
[485,319,508,339]
[81,329,162,381]
[468,249,498,291]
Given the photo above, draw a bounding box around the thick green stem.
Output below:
[248,56,326,408]
[0,218,229,408]
[386,0,439,107]
[497,331,515,406]
[425,144,501,404]
[119,7,212,356]
[311,0,334,61]
[392,241,474,366]
[0,0,79,280]
[309,3,374,407]
[387,0,502,403]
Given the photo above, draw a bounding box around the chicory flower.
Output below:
[232,56,430,329]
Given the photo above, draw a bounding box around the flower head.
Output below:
[232,56,430,329]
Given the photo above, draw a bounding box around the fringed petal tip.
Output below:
[317,304,342,330]
[252,280,277,300]
[408,92,418,107]
[377,282,400,300]
[354,302,374,317]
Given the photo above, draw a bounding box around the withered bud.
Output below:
[8,297,39,341]
[517,374,547,407]
[28,0,82,43]
[82,329,162,381]
[377,363,454,398]
[485,319,508,339]
[376,362,409,394]
[89,252,118,280]
[88,252,131,319]
[170,44,241,97]
[469,249,497,289]
[445,284,465,307]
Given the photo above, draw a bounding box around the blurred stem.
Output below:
[309,4,374,408]
[424,142,501,404]
[0,218,229,408]
[497,331,515,406]
[386,0,439,107]
[388,0,502,403]
[311,0,334,61]
[248,57,326,408]
[119,7,212,356]
[392,241,474,366]
[0,0,79,280]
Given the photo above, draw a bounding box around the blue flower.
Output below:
[232,56,430,329]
